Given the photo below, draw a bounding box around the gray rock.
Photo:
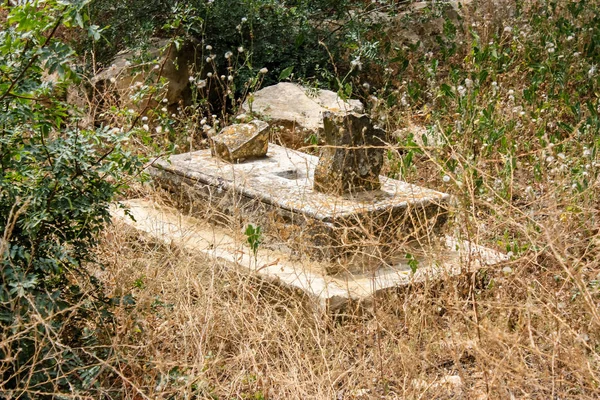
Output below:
[240,83,363,148]
[313,112,386,195]
[92,39,192,111]
[210,120,269,162]
[356,1,467,50]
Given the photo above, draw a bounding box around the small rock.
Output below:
[502,266,513,274]
[210,120,269,162]
[441,375,463,388]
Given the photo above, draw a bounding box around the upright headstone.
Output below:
[313,112,386,195]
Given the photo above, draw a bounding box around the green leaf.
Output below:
[245,224,262,257]
[344,83,352,97]
[406,253,419,274]
[440,83,455,98]
[278,66,294,81]
[75,12,84,28]
[87,24,101,41]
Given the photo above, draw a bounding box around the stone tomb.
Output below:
[112,198,507,311]
[125,113,509,310]
[151,119,450,274]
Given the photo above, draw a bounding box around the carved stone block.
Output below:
[210,120,269,162]
[313,112,385,195]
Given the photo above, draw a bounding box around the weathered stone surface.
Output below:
[313,112,386,195]
[210,120,269,162]
[113,198,508,313]
[150,144,451,271]
[92,39,193,112]
[240,83,363,148]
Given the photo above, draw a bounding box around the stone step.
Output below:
[111,199,508,313]
[150,144,451,271]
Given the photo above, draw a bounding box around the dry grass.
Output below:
[4,0,598,398]
[88,0,600,390]
[90,174,600,399]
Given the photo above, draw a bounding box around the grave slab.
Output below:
[150,144,451,272]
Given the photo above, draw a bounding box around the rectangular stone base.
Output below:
[150,144,450,273]
[112,199,508,313]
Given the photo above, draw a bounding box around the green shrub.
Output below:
[0,1,141,397]
[86,0,384,88]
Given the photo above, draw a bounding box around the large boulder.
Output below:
[240,83,363,149]
[92,39,193,115]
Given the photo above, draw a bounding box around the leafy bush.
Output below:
[0,1,141,397]
[87,0,383,87]
[371,0,600,259]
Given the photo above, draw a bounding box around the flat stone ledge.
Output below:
[111,199,508,313]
